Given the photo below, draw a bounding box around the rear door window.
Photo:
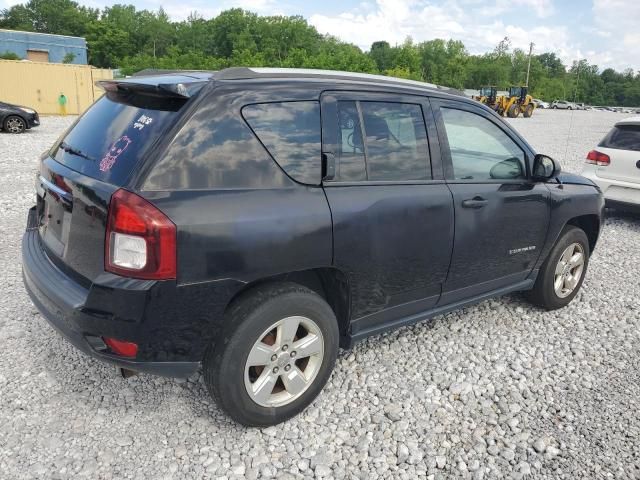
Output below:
[360,101,430,181]
[333,100,431,181]
[51,93,190,185]
[336,101,367,181]
[599,125,640,151]
[243,101,321,184]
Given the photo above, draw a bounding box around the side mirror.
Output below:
[532,154,560,180]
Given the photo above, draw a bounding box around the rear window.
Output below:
[242,101,321,184]
[51,93,187,185]
[599,124,640,151]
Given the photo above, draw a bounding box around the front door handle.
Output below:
[461,196,488,209]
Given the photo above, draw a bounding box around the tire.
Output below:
[526,226,589,310]
[203,282,339,426]
[523,104,534,118]
[568,106,572,110]
[507,104,520,118]
[3,115,26,134]
[552,105,557,109]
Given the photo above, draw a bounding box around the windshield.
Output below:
[50,89,199,185]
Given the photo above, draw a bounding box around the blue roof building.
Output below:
[0,29,87,64]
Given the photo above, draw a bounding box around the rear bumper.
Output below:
[581,168,640,208]
[604,199,640,213]
[22,208,199,377]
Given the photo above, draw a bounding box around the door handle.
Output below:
[461,196,488,209]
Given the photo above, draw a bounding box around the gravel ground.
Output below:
[1,111,639,480]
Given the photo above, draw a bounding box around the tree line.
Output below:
[1,0,639,106]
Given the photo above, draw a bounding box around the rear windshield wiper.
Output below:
[59,141,94,161]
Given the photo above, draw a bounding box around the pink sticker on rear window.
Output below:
[100,135,132,172]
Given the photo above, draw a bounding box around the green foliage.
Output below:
[0,50,21,60]
[0,0,97,36]
[1,1,639,105]
[62,52,75,63]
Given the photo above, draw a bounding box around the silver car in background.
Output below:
[533,98,549,109]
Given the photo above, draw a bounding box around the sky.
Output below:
[2,0,639,71]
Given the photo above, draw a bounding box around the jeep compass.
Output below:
[22,68,604,426]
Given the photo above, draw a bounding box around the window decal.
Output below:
[134,115,154,131]
[100,135,132,172]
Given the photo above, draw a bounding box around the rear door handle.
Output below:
[461,196,488,209]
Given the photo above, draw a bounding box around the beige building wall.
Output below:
[0,60,113,115]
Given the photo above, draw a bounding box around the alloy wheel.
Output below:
[553,242,585,298]
[244,316,324,407]
[6,117,25,133]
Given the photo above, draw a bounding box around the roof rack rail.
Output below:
[214,67,460,94]
[131,69,216,78]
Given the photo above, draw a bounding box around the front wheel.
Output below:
[526,226,589,310]
[203,282,339,426]
[523,104,534,118]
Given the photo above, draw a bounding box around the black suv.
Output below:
[1,100,40,133]
[22,68,604,426]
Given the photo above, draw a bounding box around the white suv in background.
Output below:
[551,100,574,110]
[582,116,640,212]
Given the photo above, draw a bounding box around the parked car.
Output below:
[0,100,40,133]
[533,98,549,109]
[574,103,586,110]
[582,115,640,212]
[22,68,605,426]
[551,100,575,110]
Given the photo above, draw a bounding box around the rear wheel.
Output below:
[203,283,339,426]
[526,226,589,310]
[3,115,26,134]
[523,104,534,118]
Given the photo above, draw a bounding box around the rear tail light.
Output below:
[103,337,138,358]
[586,150,610,166]
[105,189,176,280]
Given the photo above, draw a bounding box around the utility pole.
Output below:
[574,63,580,102]
[525,42,534,87]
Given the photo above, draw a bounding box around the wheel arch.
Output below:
[566,214,600,252]
[224,267,352,348]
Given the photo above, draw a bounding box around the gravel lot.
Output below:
[1,110,639,479]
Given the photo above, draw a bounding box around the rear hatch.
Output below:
[596,120,640,184]
[36,73,210,283]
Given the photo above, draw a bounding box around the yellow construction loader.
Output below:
[473,86,498,107]
[502,86,536,118]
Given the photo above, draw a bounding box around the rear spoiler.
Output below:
[96,80,198,99]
